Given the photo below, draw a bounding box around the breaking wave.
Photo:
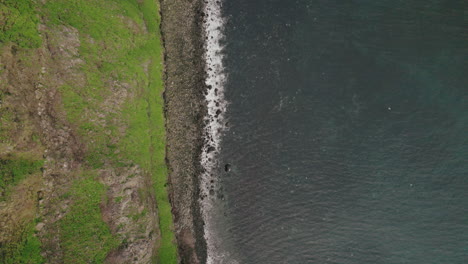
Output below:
[200,0,237,263]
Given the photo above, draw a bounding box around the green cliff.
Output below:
[0,0,177,263]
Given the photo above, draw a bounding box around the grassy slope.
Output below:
[59,173,119,263]
[0,0,177,262]
[139,2,178,262]
[0,159,43,200]
[0,1,44,262]
[1,221,44,264]
[0,0,41,48]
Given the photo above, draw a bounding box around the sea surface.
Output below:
[202,0,468,263]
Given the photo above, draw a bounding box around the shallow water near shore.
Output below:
[203,0,468,263]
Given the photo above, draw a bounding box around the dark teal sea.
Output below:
[210,1,468,263]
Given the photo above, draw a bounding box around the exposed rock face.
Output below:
[101,166,158,264]
[160,0,208,263]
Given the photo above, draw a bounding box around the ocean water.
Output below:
[202,0,468,263]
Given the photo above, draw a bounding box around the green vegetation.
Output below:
[0,0,177,262]
[0,158,43,200]
[0,0,41,48]
[140,1,178,261]
[59,173,119,263]
[44,0,177,262]
[144,29,179,264]
[0,89,44,263]
[0,221,45,264]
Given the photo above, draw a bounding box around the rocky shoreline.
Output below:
[159,0,208,263]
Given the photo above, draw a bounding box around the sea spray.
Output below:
[200,0,235,263]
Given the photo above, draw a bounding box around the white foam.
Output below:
[200,0,236,263]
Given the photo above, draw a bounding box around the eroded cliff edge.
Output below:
[160,0,208,263]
